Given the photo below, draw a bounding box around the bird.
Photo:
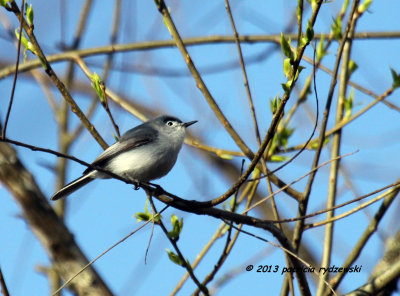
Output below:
[51,115,197,200]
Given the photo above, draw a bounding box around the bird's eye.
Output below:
[167,121,174,126]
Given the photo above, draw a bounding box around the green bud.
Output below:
[281,79,293,95]
[134,200,160,222]
[310,137,330,150]
[316,34,326,61]
[331,16,342,39]
[167,214,183,241]
[311,0,318,12]
[166,249,185,266]
[359,0,373,13]
[305,21,314,43]
[276,126,294,149]
[134,212,152,222]
[26,3,34,27]
[15,28,36,61]
[341,0,350,14]
[0,0,9,7]
[348,60,358,77]
[216,152,233,160]
[270,155,289,162]
[294,65,305,81]
[344,89,354,121]
[220,224,231,235]
[270,96,282,115]
[280,33,293,60]
[90,72,106,103]
[283,58,292,78]
[390,68,400,89]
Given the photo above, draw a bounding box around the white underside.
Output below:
[93,135,182,182]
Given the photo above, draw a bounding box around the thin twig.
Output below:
[317,6,359,293]
[7,0,108,149]
[222,7,292,276]
[0,135,321,296]
[286,85,396,152]
[193,225,237,296]
[304,184,400,229]
[193,160,247,295]
[155,0,254,159]
[100,81,121,137]
[193,0,325,210]
[248,181,400,226]
[301,54,400,112]
[210,247,275,294]
[261,39,320,191]
[343,258,400,296]
[171,176,255,295]
[244,150,358,213]
[51,208,167,296]
[224,0,261,145]
[5,134,399,295]
[170,222,226,295]
[5,136,391,230]
[150,197,312,295]
[2,31,400,79]
[228,224,337,296]
[2,0,24,139]
[70,0,121,142]
[144,201,159,264]
[147,196,209,296]
[74,55,121,137]
[291,0,360,252]
[327,179,400,294]
[153,2,314,225]
[0,266,10,296]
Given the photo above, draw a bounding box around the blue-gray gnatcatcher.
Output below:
[51,115,197,200]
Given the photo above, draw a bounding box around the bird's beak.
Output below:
[183,120,197,128]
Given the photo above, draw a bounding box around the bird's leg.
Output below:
[126,176,140,190]
[133,181,140,190]
[146,182,164,196]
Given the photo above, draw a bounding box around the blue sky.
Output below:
[1,0,400,295]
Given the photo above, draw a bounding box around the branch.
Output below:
[343,258,400,296]
[150,191,311,296]
[326,181,400,294]
[0,267,10,296]
[0,141,112,295]
[291,0,360,251]
[7,0,108,150]
[148,197,209,295]
[2,0,24,139]
[224,0,261,145]
[2,32,400,79]
[155,0,254,160]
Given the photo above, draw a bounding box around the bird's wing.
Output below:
[83,124,158,174]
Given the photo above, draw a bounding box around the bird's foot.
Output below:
[147,182,164,196]
[132,180,140,190]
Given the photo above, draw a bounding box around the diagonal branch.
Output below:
[0,141,113,295]
[7,0,108,150]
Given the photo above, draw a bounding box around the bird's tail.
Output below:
[51,174,94,200]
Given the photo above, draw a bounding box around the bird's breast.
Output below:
[105,137,182,182]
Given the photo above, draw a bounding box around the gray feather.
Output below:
[83,124,158,175]
[51,174,94,200]
[50,115,193,200]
